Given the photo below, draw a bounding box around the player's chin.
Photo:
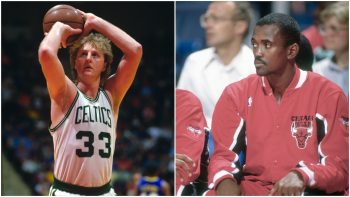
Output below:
[255,67,269,76]
[80,71,96,78]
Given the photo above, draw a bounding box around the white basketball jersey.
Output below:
[49,88,116,187]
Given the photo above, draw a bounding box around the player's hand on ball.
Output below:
[269,171,305,196]
[76,10,98,37]
[53,22,82,48]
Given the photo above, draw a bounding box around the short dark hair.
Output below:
[143,161,159,176]
[256,13,300,47]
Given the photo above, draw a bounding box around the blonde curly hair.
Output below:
[69,33,113,86]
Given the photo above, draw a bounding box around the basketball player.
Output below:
[176,89,210,196]
[136,161,171,196]
[207,13,348,195]
[38,10,142,195]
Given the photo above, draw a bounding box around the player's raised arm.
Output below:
[79,11,143,110]
[38,22,81,100]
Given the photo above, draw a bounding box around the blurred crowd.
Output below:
[2,2,174,196]
[177,2,348,86]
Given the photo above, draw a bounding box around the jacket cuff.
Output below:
[208,170,236,190]
[294,161,316,187]
[292,168,309,187]
[176,185,185,196]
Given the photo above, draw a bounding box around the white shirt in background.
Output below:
[313,57,349,95]
[177,45,255,126]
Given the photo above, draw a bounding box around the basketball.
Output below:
[43,4,84,44]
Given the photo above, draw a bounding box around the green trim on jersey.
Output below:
[77,87,100,103]
[101,88,113,109]
[49,92,79,133]
[52,177,112,195]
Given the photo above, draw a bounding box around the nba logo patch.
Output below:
[248,96,252,107]
[187,126,203,137]
[340,116,349,129]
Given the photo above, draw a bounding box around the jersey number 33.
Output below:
[75,130,111,158]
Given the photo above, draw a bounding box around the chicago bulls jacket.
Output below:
[208,67,349,195]
[176,89,209,195]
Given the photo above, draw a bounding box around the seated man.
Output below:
[208,13,348,196]
[176,89,210,196]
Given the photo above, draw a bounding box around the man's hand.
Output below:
[50,22,82,48]
[269,171,305,196]
[216,178,240,196]
[176,154,195,183]
[76,10,99,37]
[49,22,82,48]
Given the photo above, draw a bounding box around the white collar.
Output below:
[204,45,247,71]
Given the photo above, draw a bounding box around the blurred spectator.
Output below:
[302,2,335,61]
[177,1,255,127]
[290,2,314,30]
[312,2,349,95]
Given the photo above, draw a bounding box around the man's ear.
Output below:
[287,43,299,60]
[235,21,248,36]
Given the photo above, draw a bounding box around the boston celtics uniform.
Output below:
[49,87,116,195]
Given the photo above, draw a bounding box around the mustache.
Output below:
[254,57,266,65]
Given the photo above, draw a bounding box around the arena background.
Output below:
[1,2,174,195]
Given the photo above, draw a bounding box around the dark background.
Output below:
[2,1,174,195]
